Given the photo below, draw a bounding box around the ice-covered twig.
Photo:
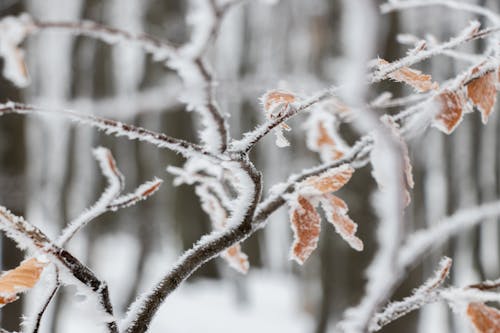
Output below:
[0,102,220,161]
[399,199,500,271]
[230,87,338,153]
[0,207,118,333]
[370,23,500,83]
[370,257,452,331]
[122,157,262,333]
[381,0,500,25]
[468,278,500,291]
[26,266,60,333]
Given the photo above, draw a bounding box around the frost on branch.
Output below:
[466,65,498,124]
[287,164,362,264]
[0,258,47,307]
[378,58,439,93]
[0,14,33,87]
[260,89,297,147]
[432,90,466,134]
[466,302,500,333]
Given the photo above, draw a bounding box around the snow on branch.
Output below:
[399,199,500,270]
[0,207,119,333]
[0,102,220,160]
[57,147,162,247]
[381,0,500,25]
[371,257,452,331]
[122,157,262,333]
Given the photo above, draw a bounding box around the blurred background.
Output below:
[0,0,499,332]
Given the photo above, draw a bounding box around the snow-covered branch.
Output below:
[0,208,119,332]
[0,102,220,160]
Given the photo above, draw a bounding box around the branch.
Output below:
[381,0,500,25]
[122,157,262,333]
[371,257,452,331]
[369,23,500,83]
[399,199,500,271]
[0,208,118,333]
[0,102,221,161]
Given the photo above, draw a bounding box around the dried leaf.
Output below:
[320,194,363,251]
[222,245,249,274]
[466,68,497,124]
[305,110,350,162]
[262,90,296,112]
[261,90,296,147]
[432,90,465,134]
[304,164,354,194]
[379,58,439,93]
[466,302,500,333]
[0,258,46,306]
[290,196,321,264]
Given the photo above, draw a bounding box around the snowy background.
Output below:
[0,0,499,332]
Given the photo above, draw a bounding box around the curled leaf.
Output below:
[290,196,321,264]
[466,302,500,333]
[466,67,497,124]
[379,58,438,93]
[0,258,47,307]
[432,90,465,134]
[320,194,363,251]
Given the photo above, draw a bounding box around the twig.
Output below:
[0,102,220,161]
[0,208,118,333]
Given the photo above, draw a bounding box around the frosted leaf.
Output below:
[301,164,354,195]
[289,195,321,264]
[0,14,33,87]
[304,109,349,162]
[320,194,363,251]
[0,258,47,307]
[221,244,249,274]
[261,90,296,148]
[432,90,465,134]
[466,67,497,124]
[466,302,500,333]
[379,58,438,93]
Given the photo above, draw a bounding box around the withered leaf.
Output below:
[0,258,46,306]
[466,302,500,333]
[290,196,321,264]
[466,67,497,124]
[379,58,439,93]
[433,90,465,134]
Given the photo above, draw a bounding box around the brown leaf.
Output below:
[290,196,321,264]
[466,68,497,124]
[262,90,296,112]
[0,258,46,306]
[466,302,500,333]
[316,122,345,160]
[320,195,363,251]
[433,90,465,134]
[304,164,354,194]
[379,58,439,92]
[222,245,249,274]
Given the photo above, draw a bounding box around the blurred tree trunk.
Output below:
[0,3,25,332]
